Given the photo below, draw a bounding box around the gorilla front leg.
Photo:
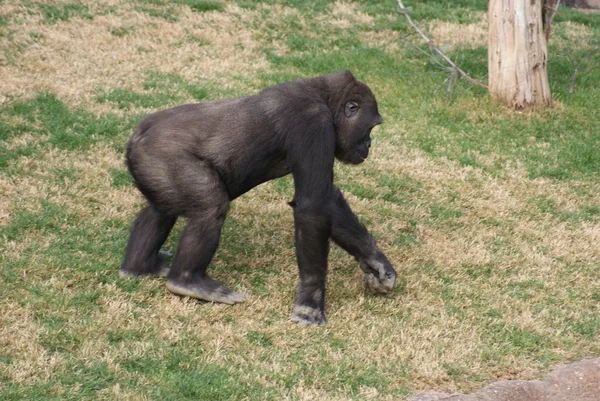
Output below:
[290,208,331,325]
[330,188,397,293]
[166,208,245,305]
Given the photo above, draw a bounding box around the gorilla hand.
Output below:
[359,253,396,294]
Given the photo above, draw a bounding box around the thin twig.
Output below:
[568,67,579,101]
[568,47,600,101]
[447,67,457,100]
[396,0,488,89]
[545,0,561,42]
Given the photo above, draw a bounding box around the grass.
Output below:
[34,2,93,24]
[1,0,600,400]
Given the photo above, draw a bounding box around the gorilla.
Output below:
[120,71,397,325]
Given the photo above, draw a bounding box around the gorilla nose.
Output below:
[366,138,372,148]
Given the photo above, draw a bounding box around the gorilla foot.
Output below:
[166,275,246,305]
[290,305,326,326]
[119,250,172,278]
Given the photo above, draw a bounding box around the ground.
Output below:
[413,358,600,401]
[1,1,600,400]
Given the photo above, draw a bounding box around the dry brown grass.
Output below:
[363,11,489,52]
[0,302,66,383]
[3,131,600,396]
[2,2,600,399]
[371,134,600,267]
[0,175,14,225]
[324,1,374,28]
[1,1,267,111]
[361,28,404,52]
[554,20,596,50]
[428,14,488,50]
[2,143,140,232]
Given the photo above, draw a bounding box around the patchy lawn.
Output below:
[1,1,600,400]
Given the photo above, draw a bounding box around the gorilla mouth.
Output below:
[350,152,365,164]
[357,150,368,163]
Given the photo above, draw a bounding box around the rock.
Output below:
[411,358,600,401]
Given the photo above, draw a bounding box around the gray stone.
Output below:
[411,358,600,401]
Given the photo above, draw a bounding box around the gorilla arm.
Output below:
[329,187,397,294]
[286,111,336,325]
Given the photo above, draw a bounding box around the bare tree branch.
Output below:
[568,67,579,101]
[568,47,600,101]
[396,0,488,89]
[544,0,562,42]
[447,68,458,100]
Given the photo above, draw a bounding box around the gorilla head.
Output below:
[331,76,382,165]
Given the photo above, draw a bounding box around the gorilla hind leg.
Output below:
[166,205,245,305]
[120,205,177,278]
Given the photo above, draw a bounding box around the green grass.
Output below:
[109,26,135,37]
[2,1,600,400]
[134,5,179,21]
[174,0,225,12]
[0,93,131,167]
[143,71,211,101]
[96,88,170,109]
[110,167,133,189]
[0,15,9,27]
[35,2,93,24]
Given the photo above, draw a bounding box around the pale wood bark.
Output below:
[488,0,552,109]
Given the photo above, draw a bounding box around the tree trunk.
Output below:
[488,0,552,109]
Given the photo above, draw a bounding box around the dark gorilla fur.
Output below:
[120,71,397,325]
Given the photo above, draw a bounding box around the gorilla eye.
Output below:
[344,101,359,117]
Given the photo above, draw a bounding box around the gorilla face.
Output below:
[334,83,382,165]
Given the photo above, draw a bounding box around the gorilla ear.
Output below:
[344,101,359,117]
[340,70,355,82]
[323,70,356,94]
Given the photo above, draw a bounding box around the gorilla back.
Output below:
[121,71,397,325]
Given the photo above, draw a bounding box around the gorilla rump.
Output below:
[120,71,397,325]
